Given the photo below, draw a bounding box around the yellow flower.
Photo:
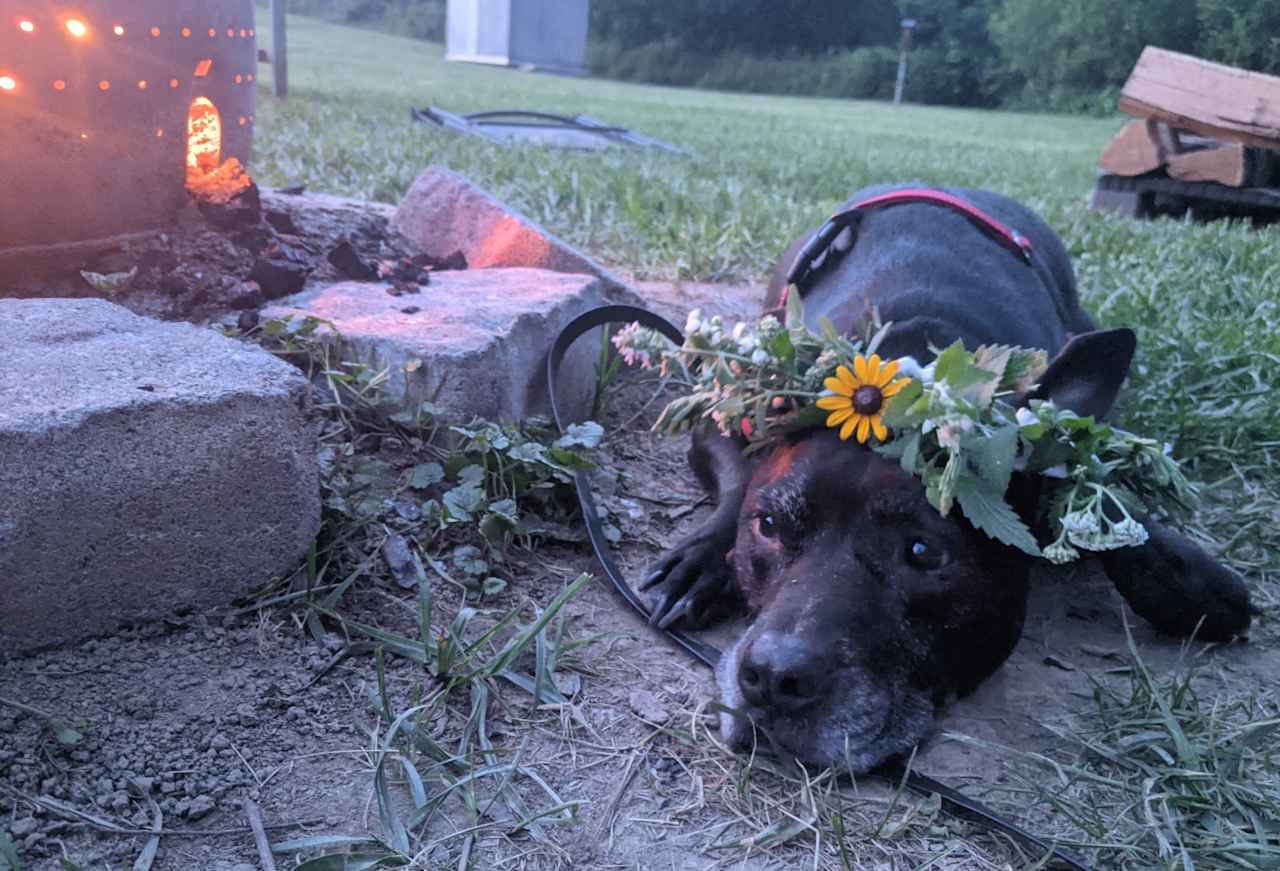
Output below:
[815,354,912,443]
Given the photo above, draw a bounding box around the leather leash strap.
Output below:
[546,304,1092,871]
[783,188,1035,304]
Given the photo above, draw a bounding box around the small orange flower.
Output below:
[815,354,911,443]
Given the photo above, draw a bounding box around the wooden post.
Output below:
[271,0,288,98]
[893,18,916,105]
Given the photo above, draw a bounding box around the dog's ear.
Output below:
[1027,328,1136,419]
[1098,520,1253,641]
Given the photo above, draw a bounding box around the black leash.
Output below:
[546,304,1092,871]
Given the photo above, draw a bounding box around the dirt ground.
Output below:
[2,282,1274,870]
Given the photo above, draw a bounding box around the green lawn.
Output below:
[252,17,1279,578]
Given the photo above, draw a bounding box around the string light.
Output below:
[18,20,35,33]
[0,75,16,92]
[65,18,88,38]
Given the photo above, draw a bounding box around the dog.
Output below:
[640,184,1254,772]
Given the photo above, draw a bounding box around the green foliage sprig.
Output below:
[614,300,1196,561]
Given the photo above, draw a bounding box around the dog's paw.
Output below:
[641,530,739,629]
[1100,521,1253,641]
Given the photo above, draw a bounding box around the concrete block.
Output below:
[0,299,320,655]
[388,166,636,300]
[263,269,607,423]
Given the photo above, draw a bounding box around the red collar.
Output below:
[784,188,1035,295]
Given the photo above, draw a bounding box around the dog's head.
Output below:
[714,328,1248,770]
[716,429,1032,769]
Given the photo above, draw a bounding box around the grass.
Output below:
[946,626,1280,868]
[236,14,1280,870]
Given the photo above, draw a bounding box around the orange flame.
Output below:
[186,97,222,181]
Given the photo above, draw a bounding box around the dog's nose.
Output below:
[738,631,829,713]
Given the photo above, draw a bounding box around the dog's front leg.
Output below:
[641,423,750,629]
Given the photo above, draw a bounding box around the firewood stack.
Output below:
[1092,48,1280,222]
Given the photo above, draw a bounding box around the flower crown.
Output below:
[612,298,1195,563]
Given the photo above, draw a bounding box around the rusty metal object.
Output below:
[0,0,257,267]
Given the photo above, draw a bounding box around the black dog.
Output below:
[642,184,1253,772]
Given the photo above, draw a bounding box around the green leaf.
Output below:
[937,451,963,516]
[0,833,24,871]
[48,718,83,747]
[554,421,604,449]
[406,462,444,488]
[1001,348,1048,391]
[450,544,489,577]
[934,340,997,398]
[456,464,486,485]
[955,479,1042,556]
[442,483,485,520]
[273,835,385,853]
[293,851,408,870]
[880,378,924,428]
[968,424,1019,494]
[899,431,921,474]
[770,329,796,363]
[973,344,1012,380]
[931,341,970,383]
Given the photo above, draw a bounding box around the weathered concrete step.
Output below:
[263,268,608,423]
[0,299,320,655]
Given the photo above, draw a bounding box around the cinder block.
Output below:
[0,299,320,655]
[263,268,607,423]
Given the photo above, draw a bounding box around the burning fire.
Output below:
[186,96,222,181]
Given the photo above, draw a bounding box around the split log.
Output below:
[1168,143,1280,188]
[1118,47,1280,150]
[1098,121,1163,176]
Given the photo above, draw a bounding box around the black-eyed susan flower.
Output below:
[816,354,911,443]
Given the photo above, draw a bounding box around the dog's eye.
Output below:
[906,539,948,570]
[755,514,781,540]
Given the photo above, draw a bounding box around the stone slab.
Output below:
[388,166,638,301]
[0,299,320,655]
[263,269,607,423]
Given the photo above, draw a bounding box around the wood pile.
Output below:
[1097,48,1280,190]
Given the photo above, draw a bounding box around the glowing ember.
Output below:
[65,18,87,38]
[187,97,223,180]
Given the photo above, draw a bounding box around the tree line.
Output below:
[270,0,1279,112]
[591,0,1279,111]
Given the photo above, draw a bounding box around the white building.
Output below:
[446,0,589,76]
